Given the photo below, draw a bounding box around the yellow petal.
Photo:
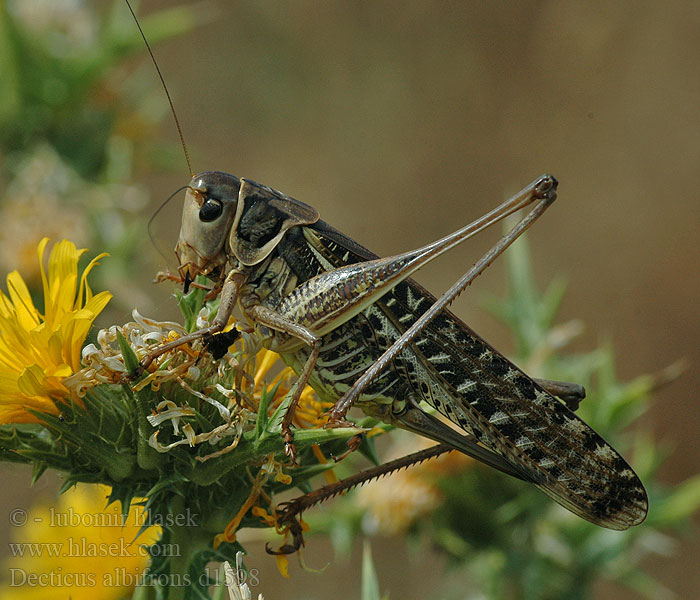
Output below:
[254,349,283,387]
[48,240,80,290]
[0,372,22,394]
[51,364,74,378]
[78,252,109,308]
[0,290,14,319]
[83,290,112,318]
[0,405,43,425]
[47,272,78,326]
[6,271,39,331]
[275,554,290,578]
[47,330,65,367]
[37,237,51,308]
[17,365,49,396]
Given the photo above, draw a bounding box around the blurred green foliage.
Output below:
[0,0,196,177]
[0,0,199,313]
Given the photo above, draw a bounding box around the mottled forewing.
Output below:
[306,220,648,530]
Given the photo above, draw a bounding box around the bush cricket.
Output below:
[127,1,648,549]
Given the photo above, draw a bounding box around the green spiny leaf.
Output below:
[361,541,383,600]
[117,329,140,375]
[31,461,48,484]
[260,382,284,437]
[255,382,281,440]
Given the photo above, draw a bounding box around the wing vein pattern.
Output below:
[272,220,647,530]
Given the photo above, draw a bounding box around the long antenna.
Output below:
[148,186,189,263]
[125,0,194,177]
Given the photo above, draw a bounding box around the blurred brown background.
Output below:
[3,1,699,598]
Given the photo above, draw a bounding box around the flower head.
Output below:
[0,242,361,588]
[0,238,111,423]
[1,484,159,600]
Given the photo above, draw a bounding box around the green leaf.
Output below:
[356,432,381,466]
[30,461,48,484]
[349,418,391,466]
[617,568,673,600]
[361,540,382,600]
[211,579,229,600]
[255,382,281,439]
[177,275,210,332]
[117,329,140,375]
[130,583,157,600]
[261,382,294,437]
[652,474,700,525]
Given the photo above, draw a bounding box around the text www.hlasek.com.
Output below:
[8,537,179,558]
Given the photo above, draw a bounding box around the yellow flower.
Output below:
[356,437,470,535]
[253,348,332,429]
[1,484,160,600]
[0,238,111,423]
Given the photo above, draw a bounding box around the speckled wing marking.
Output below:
[301,220,648,530]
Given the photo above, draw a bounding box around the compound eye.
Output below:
[199,197,223,222]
